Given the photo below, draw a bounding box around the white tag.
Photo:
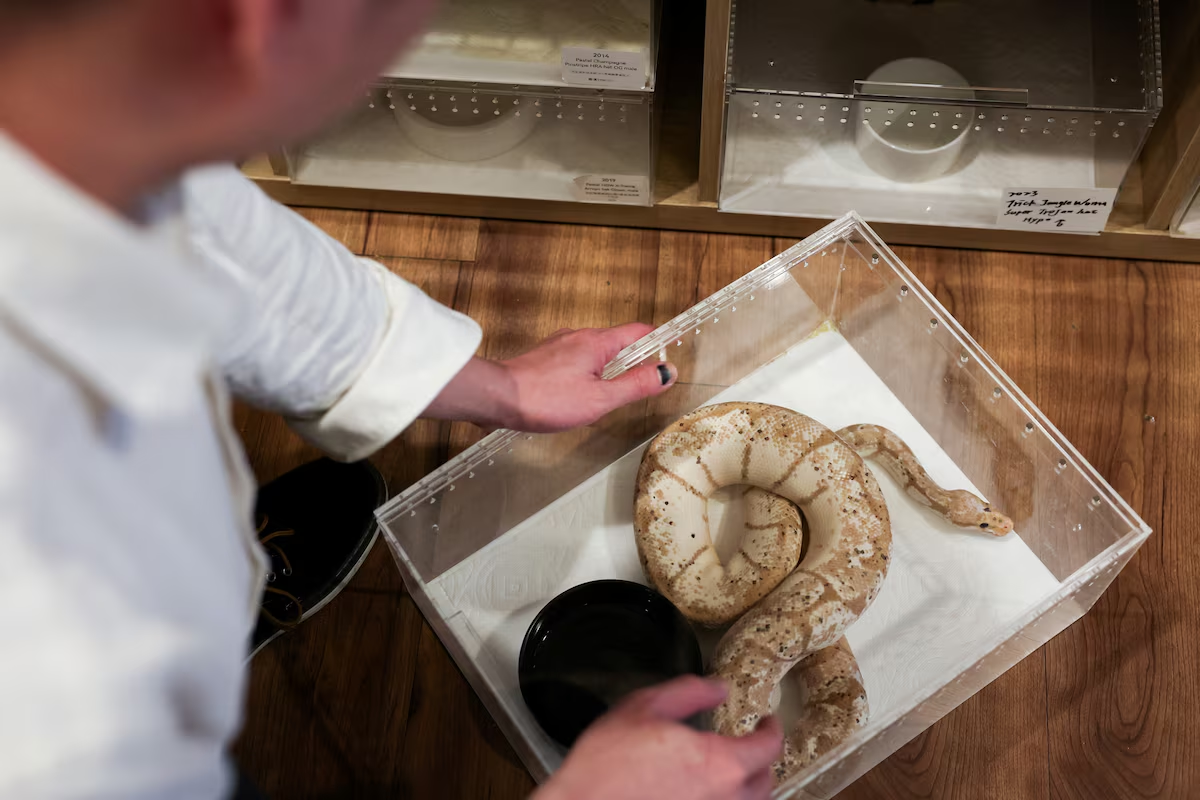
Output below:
[996,188,1118,234]
[571,175,649,204]
[561,47,646,89]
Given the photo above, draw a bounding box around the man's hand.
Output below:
[424,323,676,432]
[534,676,783,800]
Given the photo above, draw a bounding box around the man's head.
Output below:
[0,0,435,209]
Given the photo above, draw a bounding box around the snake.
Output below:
[633,402,1013,783]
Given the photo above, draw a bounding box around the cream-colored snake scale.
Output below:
[634,402,1013,783]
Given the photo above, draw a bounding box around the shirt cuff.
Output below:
[288,261,481,461]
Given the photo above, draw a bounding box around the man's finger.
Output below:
[740,766,777,800]
[623,675,728,721]
[602,361,676,411]
[724,715,784,777]
[597,322,655,364]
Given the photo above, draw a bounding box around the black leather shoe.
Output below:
[249,458,387,659]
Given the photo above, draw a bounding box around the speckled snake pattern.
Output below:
[634,402,1013,783]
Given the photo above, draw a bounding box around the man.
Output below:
[0,1,783,798]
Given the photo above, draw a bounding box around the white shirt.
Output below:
[0,135,482,799]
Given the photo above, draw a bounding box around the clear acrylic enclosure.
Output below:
[383,0,658,90]
[285,81,654,206]
[719,0,1163,229]
[376,214,1150,798]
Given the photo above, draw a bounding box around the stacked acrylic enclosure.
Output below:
[284,0,659,206]
[720,0,1163,230]
[376,213,1150,798]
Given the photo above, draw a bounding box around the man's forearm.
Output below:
[418,326,674,436]
[422,356,521,430]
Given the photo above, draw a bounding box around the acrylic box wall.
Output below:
[384,0,657,90]
[377,214,1150,798]
[719,0,1162,229]
[286,81,654,206]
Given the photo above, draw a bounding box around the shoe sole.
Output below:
[247,468,388,662]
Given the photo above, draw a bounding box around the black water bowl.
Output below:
[518,579,704,749]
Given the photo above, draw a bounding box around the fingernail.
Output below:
[658,363,674,386]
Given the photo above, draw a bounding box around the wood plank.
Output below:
[837,658,1050,800]
[654,231,775,324]
[1038,259,1193,799]
[250,173,1200,264]
[838,247,1049,800]
[232,584,426,798]
[366,212,481,261]
[397,623,536,799]
[461,220,661,359]
[292,206,369,255]
[376,255,466,309]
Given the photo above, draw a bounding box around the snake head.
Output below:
[976,508,1014,536]
[949,492,1014,536]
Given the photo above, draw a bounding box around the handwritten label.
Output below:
[996,188,1118,234]
[562,47,646,89]
[571,175,649,204]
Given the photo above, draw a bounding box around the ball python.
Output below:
[633,402,1012,783]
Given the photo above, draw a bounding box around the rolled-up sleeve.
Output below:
[182,165,481,461]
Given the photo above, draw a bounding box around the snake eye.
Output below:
[980,522,989,529]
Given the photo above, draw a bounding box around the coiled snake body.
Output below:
[634,402,1012,783]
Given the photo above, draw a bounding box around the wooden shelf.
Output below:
[245,155,1200,263]
[245,0,1200,263]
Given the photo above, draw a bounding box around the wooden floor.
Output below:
[232,208,1200,799]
